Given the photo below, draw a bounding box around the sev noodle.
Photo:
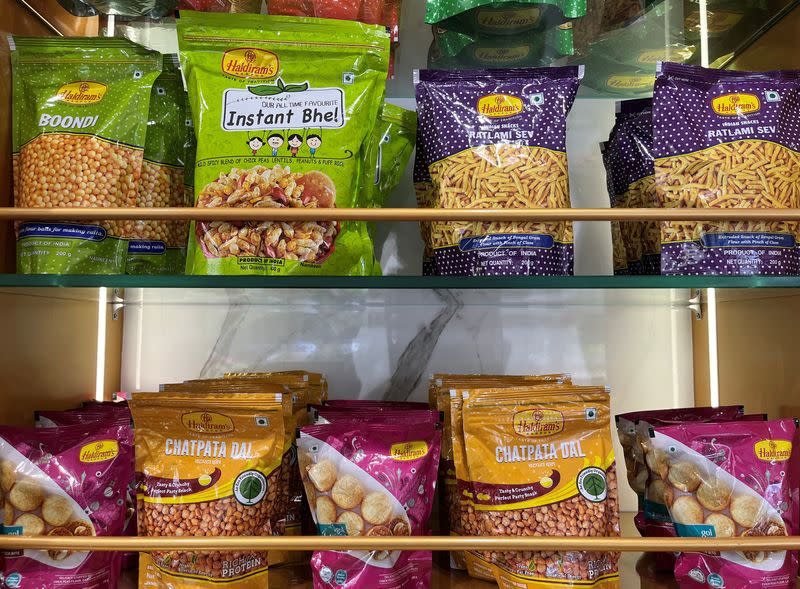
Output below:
[428,144,573,249]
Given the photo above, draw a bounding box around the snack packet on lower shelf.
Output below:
[649,418,799,588]
[130,391,285,589]
[0,421,133,588]
[177,11,390,276]
[299,419,441,589]
[459,385,620,588]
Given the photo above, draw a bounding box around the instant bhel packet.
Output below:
[414,66,582,276]
[649,418,799,588]
[602,98,659,275]
[425,0,586,35]
[177,11,390,276]
[11,36,161,274]
[130,391,285,589]
[0,421,133,588]
[299,419,442,589]
[126,54,187,275]
[459,386,620,588]
[653,62,800,276]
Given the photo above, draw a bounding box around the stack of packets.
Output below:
[429,373,621,589]
[616,406,799,588]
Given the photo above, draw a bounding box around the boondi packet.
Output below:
[130,391,285,589]
[11,36,161,274]
[177,11,390,276]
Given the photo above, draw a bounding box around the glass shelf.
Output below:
[3,274,800,289]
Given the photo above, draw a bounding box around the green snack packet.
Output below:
[177,11,390,276]
[361,102,417,275]
[425,0,586,35]
[429,23,573,69]
[126,54,187,275]
[11,36,161,274]
[176,93,196,263]
[362,103,417,208]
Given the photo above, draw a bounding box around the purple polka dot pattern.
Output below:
[601,98,660,276]
[414,66,581,276]
[653,62,800,276]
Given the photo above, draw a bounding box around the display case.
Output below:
[3,0,800,587]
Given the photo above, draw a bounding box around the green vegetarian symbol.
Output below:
[582,473,606,499]
[247,78,309,96]
[239,476,265,501]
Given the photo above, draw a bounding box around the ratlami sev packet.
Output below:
[11,36,161,274]
[602,98,659,275]
[649,419,799,588]
[130,392,285,589]
[125,55,187,275]
[653,62,800,275]
[415,67,581,276]
[177,11,390,276]
[459,386,620,588]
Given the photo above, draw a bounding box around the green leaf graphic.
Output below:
[276,78,286,91]
[247,84,283,96]
[583,473,606,498]
[284,82,309,92]
[240,476,264,500]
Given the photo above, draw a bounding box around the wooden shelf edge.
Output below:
[2,535,799,552]
[5,207,800,222]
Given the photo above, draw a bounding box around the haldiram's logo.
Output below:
[182,411,235,434]
[712,93,761,116]
[56,81,107,105]
[79,440,119,463]
[222,48,279,80]
[606,75,655,90]
[754,439,792,462]
[390,441,429,461]
[477,94,524,118]
[475,6,541,29]
[474,46,531,64]
[513,409,564,437]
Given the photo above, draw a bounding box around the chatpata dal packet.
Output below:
[177,11,390,276]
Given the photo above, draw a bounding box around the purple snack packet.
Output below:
[653,62,800,276]
[414,66,582,276]
[602,98,659,275]
[0,421,133,588]
[299,420,441,589]
[649,418,799,588]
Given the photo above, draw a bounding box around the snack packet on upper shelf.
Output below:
[125,54,187,276]
[299,419,441,589]
[130,391,286,589]
[653,62,800,276]
[602,98,659,275]
[427,24,574,70]
[177,11,390,276]
[0,421,133,588]
[459,385,620,588]
[425,0,587,36]
[414,66,582,276]
[649,418,799,588]
[11,36,161,275]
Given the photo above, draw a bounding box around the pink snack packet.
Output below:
[34,403,137,569]
[299,420,441,589]
[0,421,133,588]
[312,406,440,425]
[649,418,799,588]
